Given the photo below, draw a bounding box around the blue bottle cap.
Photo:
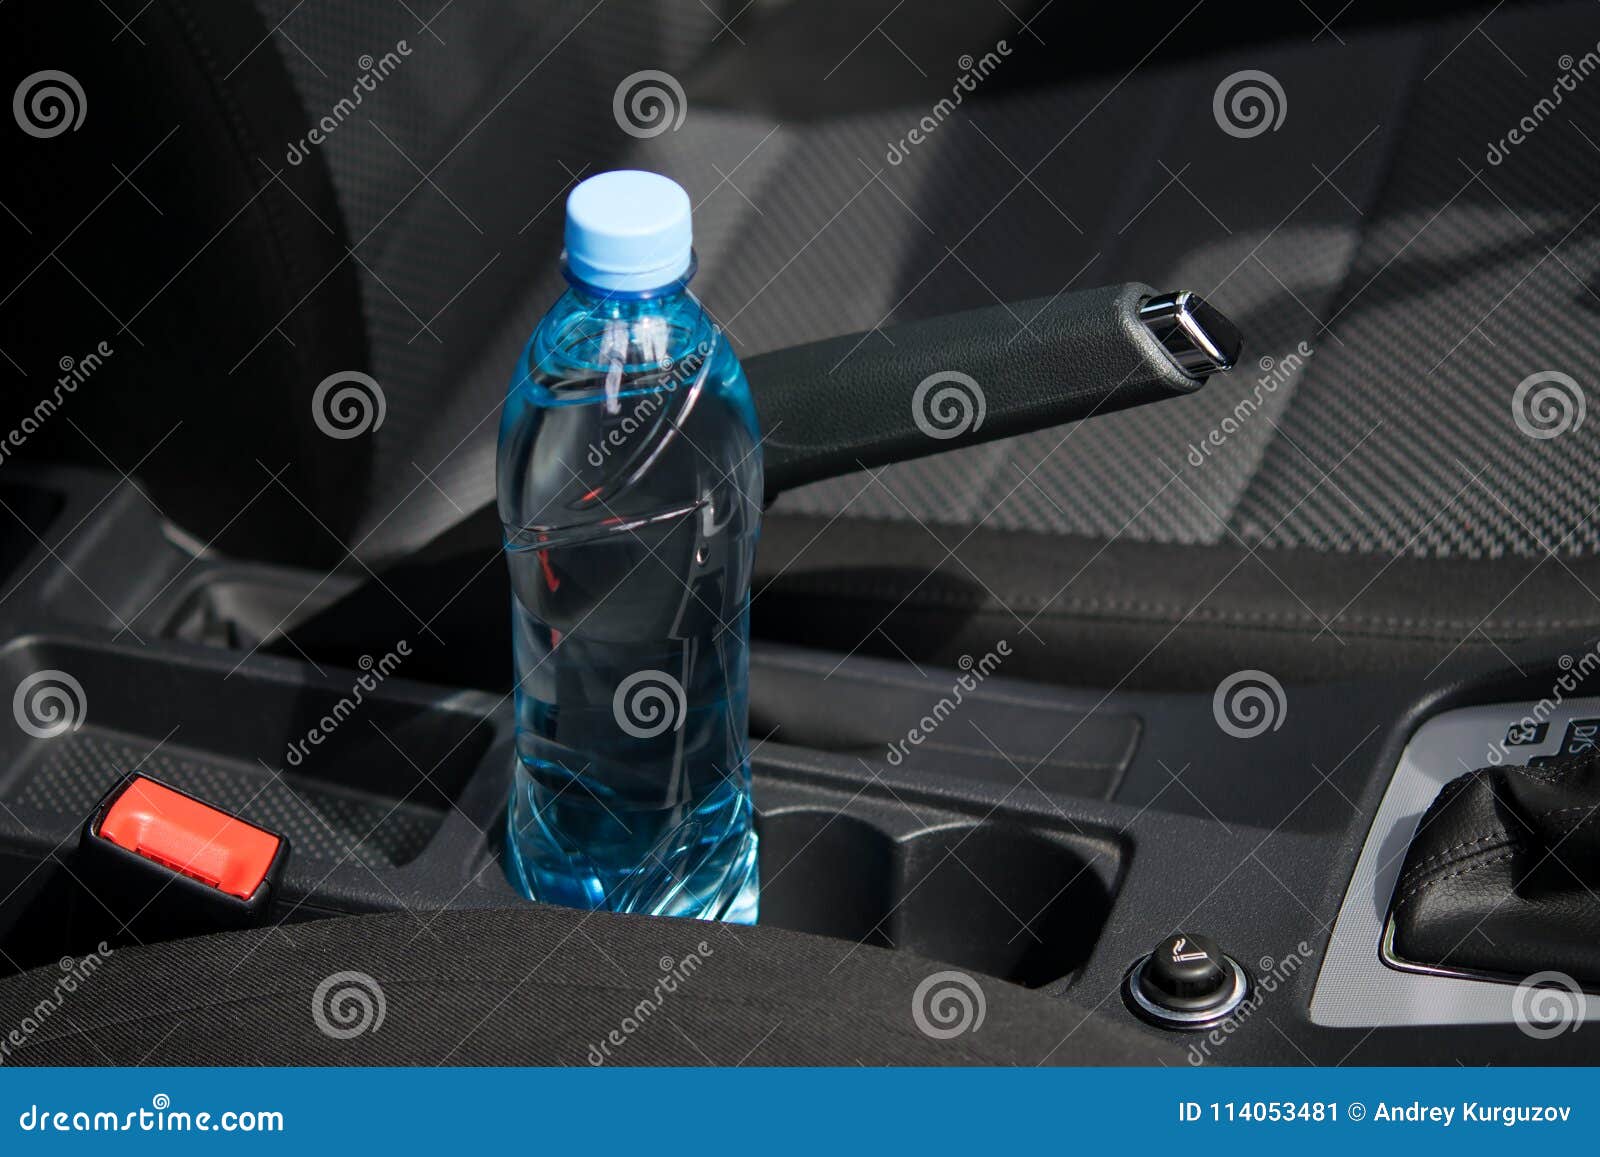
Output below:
[563,170,693,293]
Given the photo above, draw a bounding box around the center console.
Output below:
[1,463,1597,1063]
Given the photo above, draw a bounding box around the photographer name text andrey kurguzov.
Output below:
[1368,1102,1573,1127]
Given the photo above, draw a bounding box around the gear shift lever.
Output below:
[1385,751,1600,988]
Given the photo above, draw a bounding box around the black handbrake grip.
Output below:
[749,282,1240,501]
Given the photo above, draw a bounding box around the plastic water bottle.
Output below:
[498,170,761,923]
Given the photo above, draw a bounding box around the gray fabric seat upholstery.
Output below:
[6,0,1591,687]
[251,0,1600,686]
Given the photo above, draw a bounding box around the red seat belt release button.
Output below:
[97,776,282,900]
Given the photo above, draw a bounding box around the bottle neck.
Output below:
[534,271,714,386]
[561,253,699,316]
[567,282,691,320]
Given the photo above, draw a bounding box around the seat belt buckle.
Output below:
[77,773,290,936]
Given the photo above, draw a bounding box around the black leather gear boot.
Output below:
[1386,752,1600,987]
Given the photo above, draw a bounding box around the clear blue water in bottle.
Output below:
[499,171,760,922]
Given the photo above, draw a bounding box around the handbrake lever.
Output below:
[752,282,1240,500]
[268,283,1241,687]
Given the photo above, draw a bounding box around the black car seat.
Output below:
[0,904,1178,1064]
[2,0,1597,694]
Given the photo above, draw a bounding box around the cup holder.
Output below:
[758,811,897,949]
[758,808,1118,988]
[897,823,1116,988]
